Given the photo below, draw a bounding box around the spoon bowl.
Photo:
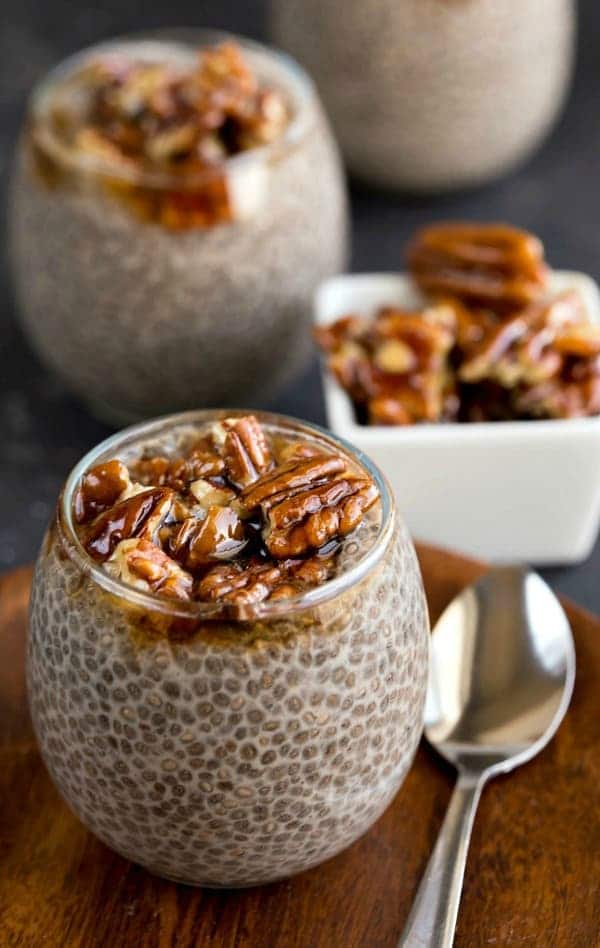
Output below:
[401,566,575,947]
[426,567,576,773]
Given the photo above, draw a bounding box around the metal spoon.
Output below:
[400,566,575,948]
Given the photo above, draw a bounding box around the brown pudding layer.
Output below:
[73,415,379,612]
[315,222,600,424]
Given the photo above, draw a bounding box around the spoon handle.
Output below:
[399,772,485,948]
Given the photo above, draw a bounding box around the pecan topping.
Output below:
[222,415,273,489]
[84,488,173,561]
[170,507,247,569]
[277,440,324,463]
[236,455,378,559]
[458,292,585,388]
[107,538,193,601]
[74,459,130,523]
[43,42,289,230]
[265,478,378,559]
[554,323,600,358]
[515,375,600,419]
[315,223,600,425]
[314,302,460,424]
[197,554,336,607]
[133,444,225,491]
[73,415,379,608]
[408,222,548,310]
[238,455,346,514]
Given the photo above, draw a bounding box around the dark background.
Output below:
[1,1,599,612]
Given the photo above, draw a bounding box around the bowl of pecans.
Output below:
[314,222,600,564]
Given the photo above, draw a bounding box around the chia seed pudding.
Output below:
[10,32,348,423]
[271,0,574,191]
[27,410,429,887]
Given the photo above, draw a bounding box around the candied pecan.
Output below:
[238,455,346,515]
[222,415,273,489]
[408,222,548,310]
[313,315,368,353]
[170,507,247,570]
[133,444,225,490]
[106,538,193,601]
[315,302,458,423]
[237,87,289,148]
[458,312,530,383]
[265,476,378,559]
[370,369,456,424]
[373,338,418,374]
[267,583,302,601]
[516,376,600,419]
[74,459,130,523]
[197,560,283,604]
[459,292,588,388]
[327,343,374,404]
[84,488,173,561]
[289,555,334,587]
[554,323,600,358]
[197,553,335,606]
[169,446,226,487]
[189,479,236,508]
[373,305,455,363]
[368,396,412,426]
[566,354,600,382]
[277,440,324,463]
[132,455,171,485]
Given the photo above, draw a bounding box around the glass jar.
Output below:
[9,31,349,423]
[27,410,429,887]
[271,0,575,191]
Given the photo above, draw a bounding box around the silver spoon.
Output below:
[399,566,575,948]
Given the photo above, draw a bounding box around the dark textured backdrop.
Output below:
[1,0,599,612]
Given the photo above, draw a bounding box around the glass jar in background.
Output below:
[271,0,576,191]
[9,32,349,424]
[27,410,429,887]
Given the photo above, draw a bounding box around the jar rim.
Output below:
[58,409,396,621]
[27,28,315,190]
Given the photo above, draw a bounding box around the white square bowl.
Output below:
[314,271,600,564]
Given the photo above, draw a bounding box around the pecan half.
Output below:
[74,459,130,523]
[197,560,284,605]
[314,303,458,423]
[458,292,586,388]
[368,395,412,426]
[313,315,368,353]
[408,222,548,310]
[106,538,193,601]
[264,474,378,559]
[170,506,247,570]
[238,455,346,515]
[277,440,324,463]
[84,488,173,561]
[516,376,600,419]
[197,554,335,606]
[133,444,225,490]
[222,415,273,489]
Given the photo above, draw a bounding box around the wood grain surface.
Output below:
[1,547,598,948]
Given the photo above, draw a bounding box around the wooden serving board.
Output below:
[1,546,598,948]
